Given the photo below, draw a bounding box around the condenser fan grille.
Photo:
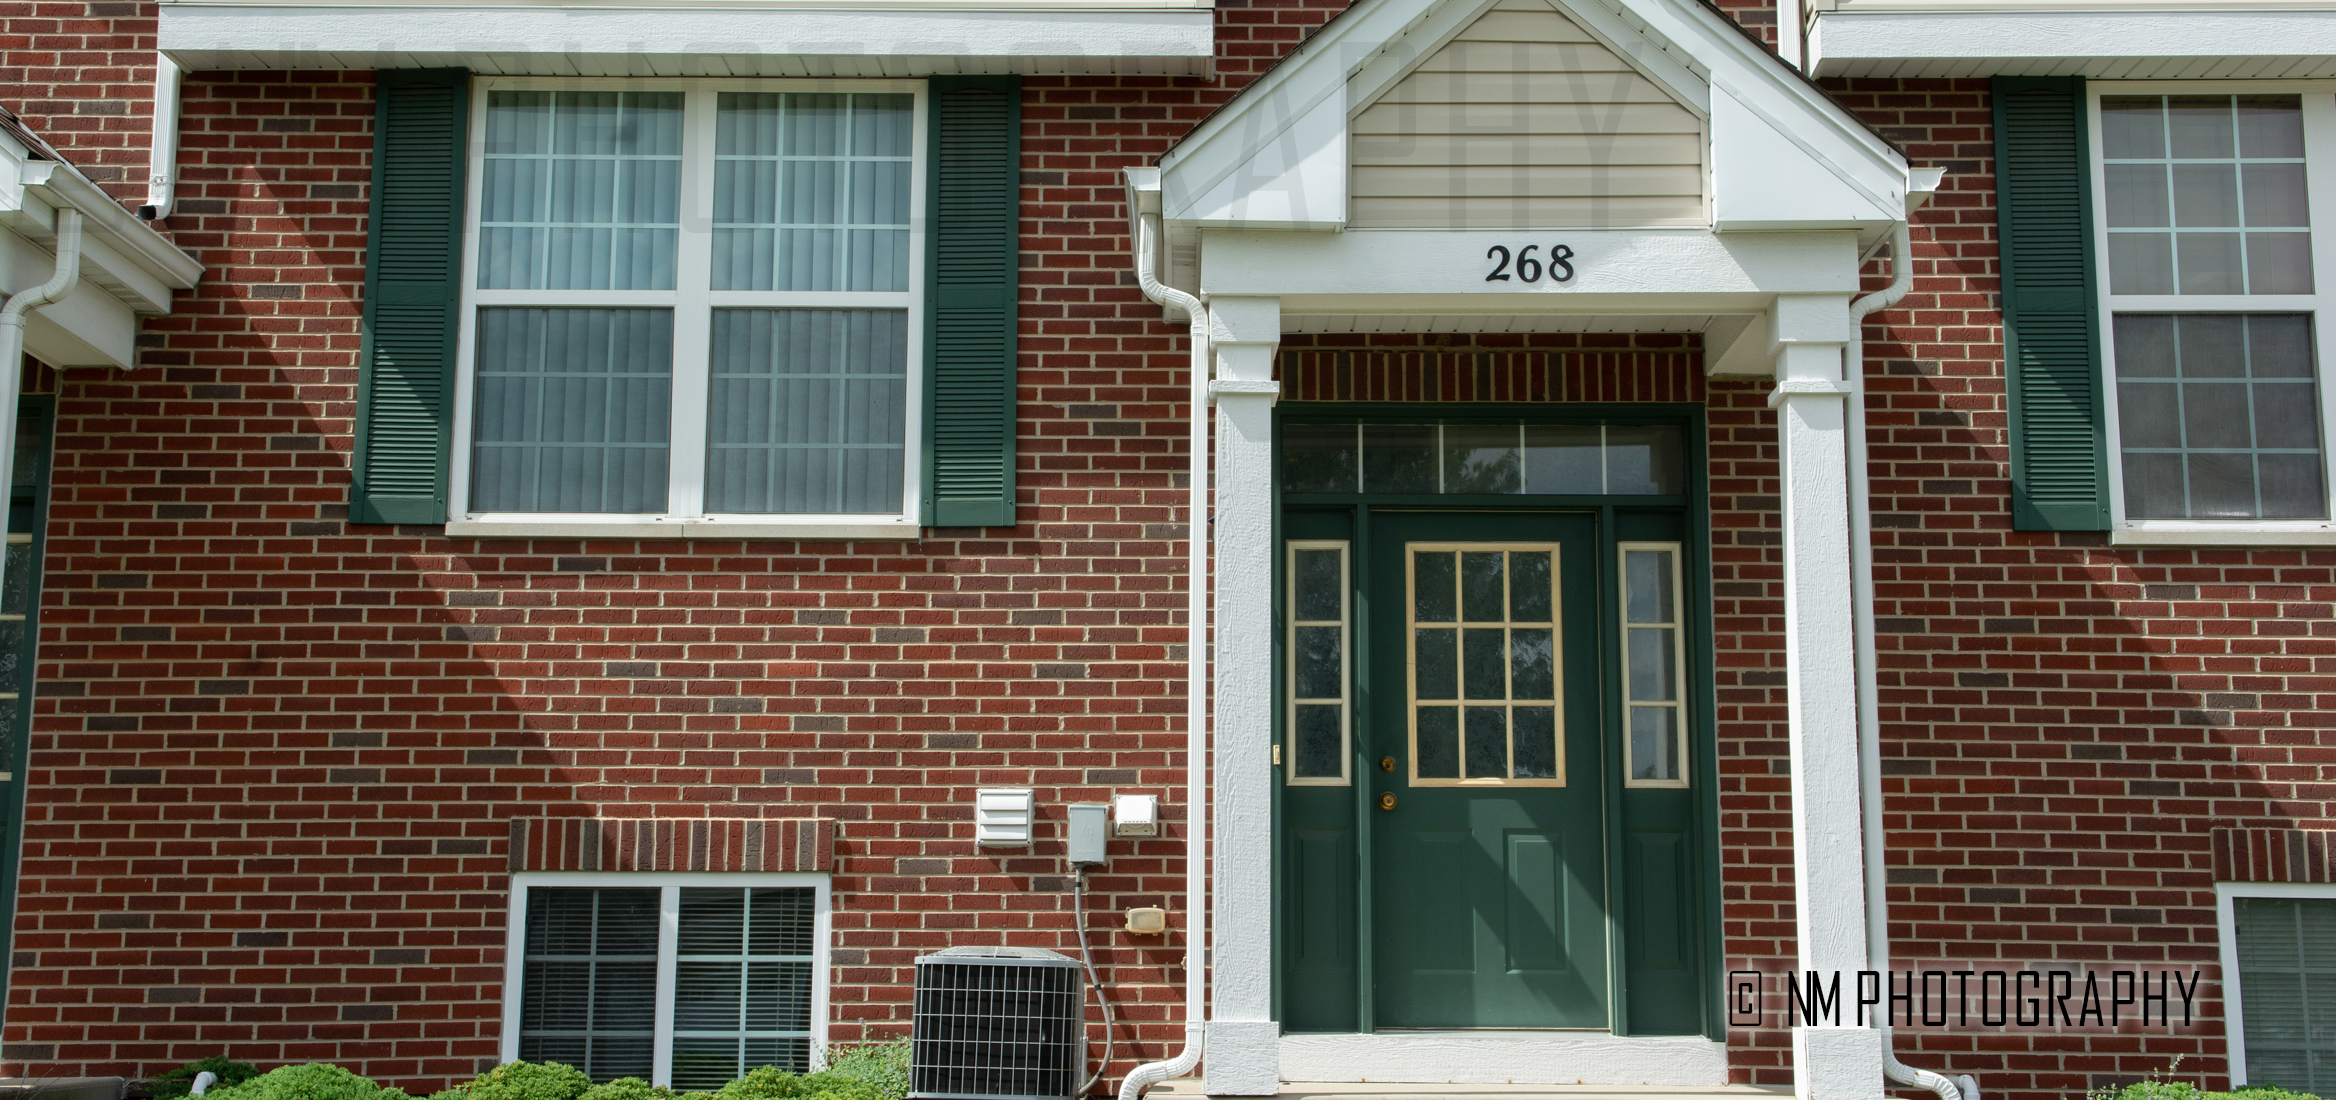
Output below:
[909,948,1084,1100]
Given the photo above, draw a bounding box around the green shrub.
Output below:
[714,1067,883,1100]
[821,1039,909,1100]
[439,1061,592,1100]
[577,1079,675,1100]
[203,1063,409,1100]
[153,1058,264,1100]
[2086,1059,2323,1100]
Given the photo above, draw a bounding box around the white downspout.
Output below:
[0,208,82,598]
[1847,219,1978,1100]
[1124,206,1207,1100]
[140,53,183,221]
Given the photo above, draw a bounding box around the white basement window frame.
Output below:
[447,77,928,539]
[2215,880,2336,1092]
[499,871,834,1088]
[2092,81,2336,540]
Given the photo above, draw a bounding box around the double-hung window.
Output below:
[2093,86,2336,530]
[452,81,924,533]
[501,873,831,1088]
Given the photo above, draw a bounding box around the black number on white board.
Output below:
[1486,244,1575,283]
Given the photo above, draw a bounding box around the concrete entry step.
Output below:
[1153,1083,1791,1100]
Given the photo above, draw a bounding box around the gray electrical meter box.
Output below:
[1066,803,1109,865]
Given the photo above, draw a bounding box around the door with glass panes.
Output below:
[1279,415,1704,1034]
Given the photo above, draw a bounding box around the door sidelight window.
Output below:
[1286,540,1352,785]
[1620,543,1688,787]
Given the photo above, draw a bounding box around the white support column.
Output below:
[1766,293,1882,1100]
[1204,294,1281,1096]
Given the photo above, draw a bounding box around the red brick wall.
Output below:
[2,4,2332,1100]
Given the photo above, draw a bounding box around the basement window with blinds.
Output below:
[452,80,924,530]
[502,875,831,1088]
[2094,88,2336,528]
[2222,887,2336,1093]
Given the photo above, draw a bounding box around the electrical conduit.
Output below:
[1846,219,1979,1100]
[0,208,82,600]
[1123,207,1208,1100]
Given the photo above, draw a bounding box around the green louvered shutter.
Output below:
[1994,75,2110,531]
[921,76,1022,529]
[350,68,470,526]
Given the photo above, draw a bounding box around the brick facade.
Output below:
[0,4,2326,1100]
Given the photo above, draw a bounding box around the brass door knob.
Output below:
[1378,792,1397,811]
[1379,756,1396,773]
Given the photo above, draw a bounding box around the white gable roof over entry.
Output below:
[1156,0,1913,235]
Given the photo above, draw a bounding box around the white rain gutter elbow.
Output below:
[0,207,82,598]
[1122,174,1207,1100]
[140,53,183,221]
[190,1073,219,1097]
[1845,215,1970,1100]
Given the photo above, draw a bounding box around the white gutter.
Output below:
[1123,175,1207,1100]
[140,53,184,221]
[1845,212,1978,1100]
[0,207,81,596]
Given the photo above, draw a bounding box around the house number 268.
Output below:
[1485,244,1575,283]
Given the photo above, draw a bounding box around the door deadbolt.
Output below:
[1379,756,1396,773]
[1378,792,1397,811]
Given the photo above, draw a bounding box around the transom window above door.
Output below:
[455,81,923,525]
[1281,419,1684,496]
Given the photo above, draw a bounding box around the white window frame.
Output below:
[498,871,835,1085]
[1618,540,1689,790]
[2091,80,2336,542]
[447,77,928,541]
[1284,539,1351,787]
[2214,879,2336,1087]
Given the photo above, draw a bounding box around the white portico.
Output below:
[1126,0,1935,1094]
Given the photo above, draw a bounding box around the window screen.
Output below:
[2235,895,2336,1093]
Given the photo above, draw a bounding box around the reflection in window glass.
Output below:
[2102,95,2311,296]
[481,92,684,290]
[1622,545,1687,786]
[2115,313,2324,519]
[1286,542,1350,784]
[1281,422,1358,493]
[1282,421,1684,496]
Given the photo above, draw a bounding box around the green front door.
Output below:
[1365,511,1608,1028]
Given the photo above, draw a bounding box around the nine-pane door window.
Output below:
[460,83,920,522]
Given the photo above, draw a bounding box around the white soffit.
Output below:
[1158,0,1906,233]
[0,128,202,370]
[1282,312,1723,333]
[157,3,1217,76]
[1808,6,2336,80]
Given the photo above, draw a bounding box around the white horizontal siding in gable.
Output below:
[1348,0,1707,230]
